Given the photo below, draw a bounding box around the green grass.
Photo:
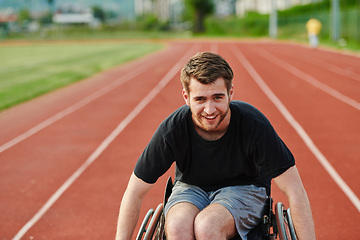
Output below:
[4,29,193,41]
[0,42,163,111]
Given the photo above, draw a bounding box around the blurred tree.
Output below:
[135,14,170,31]
[18,8,31,25]
[137,14,160,30]
[92,6,106,23]
[105,10,118,21]
[40,11,53,25]
[48,0,55,13]
[185,0,214,33]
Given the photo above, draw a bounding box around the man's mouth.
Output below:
[203,115,217,120]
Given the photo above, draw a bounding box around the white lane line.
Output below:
[230,44,360,213]
[251,47,360,111]
[280,49,360,83]
[0,52,166,154]
[11,43,200,240]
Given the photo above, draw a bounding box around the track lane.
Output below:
[17,42,214,240]
[263,42,360,72]
[289,44,360,74]
[250,46,360,108]
[245,44,360,199]
[0,42,195,239]
[234,43,360,195]
[255,43,360,101]
[222,42,360,239]
[276,48,360,83]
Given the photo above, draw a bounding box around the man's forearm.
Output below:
[115,190,142,240]
[288,189,316,240]
[116,173,153,240]
[274,167,316,240]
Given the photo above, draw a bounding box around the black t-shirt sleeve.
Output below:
[252,124,295,178]
[134,124,175,184]
[133,106,190,184]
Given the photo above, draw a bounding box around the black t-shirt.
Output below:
[134,101,295,195]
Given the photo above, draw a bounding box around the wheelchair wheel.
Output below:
[275,202,297,240]
[142,203,164,240]
[153,211,166,240]
[285,208,297,240]
[136,209,154,240]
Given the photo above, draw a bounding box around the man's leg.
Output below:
[163,182,266,240]
[194,203,238,240]
[165,202,200,240]
[165,202,237,240]
[164,181,210,240]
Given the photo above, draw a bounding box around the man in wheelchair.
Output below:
[116,52,315,240]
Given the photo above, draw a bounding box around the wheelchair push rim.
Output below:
[275,202,297,240]
[137,203,164,240]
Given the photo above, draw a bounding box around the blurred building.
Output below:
[134,0,315,22]
[53,11,94,24]
[236,0,315,17]
[52,5,100,27]
[135,0,153,16]
[0,8,17,36]
[216,0,237,17]
[135,0,170,21]
[0,7,17,23]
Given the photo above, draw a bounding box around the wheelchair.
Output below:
[136,177,297,240]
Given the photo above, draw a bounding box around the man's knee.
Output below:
[165,218,192,239]
[194,212,218,239]
[165,202,199,240]
[194,204,237,240]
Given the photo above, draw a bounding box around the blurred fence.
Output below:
[278,8,360,46]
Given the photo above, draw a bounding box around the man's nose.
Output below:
[204,101,216,115]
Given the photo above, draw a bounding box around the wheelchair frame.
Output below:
[136,177,297,240]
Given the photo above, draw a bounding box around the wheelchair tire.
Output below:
[286,208,297,240]
[143,203,164,240]
[136,209,154,240]
[275,202,297,240]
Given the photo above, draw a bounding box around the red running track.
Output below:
[0,40,359,239]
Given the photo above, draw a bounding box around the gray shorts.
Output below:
[164,181,268,240]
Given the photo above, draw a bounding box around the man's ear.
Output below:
[182,89,190,106]
[229,84,234,101]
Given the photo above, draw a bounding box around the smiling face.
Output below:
[183,77,233,140]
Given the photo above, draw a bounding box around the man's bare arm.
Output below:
[273,166,316,240]
[116,173,153,240]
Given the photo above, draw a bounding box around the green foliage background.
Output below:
[0,42,163,111]
[205,12,268,37]
[203,0,360,49]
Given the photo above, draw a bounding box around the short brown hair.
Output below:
[180,52,233,94]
